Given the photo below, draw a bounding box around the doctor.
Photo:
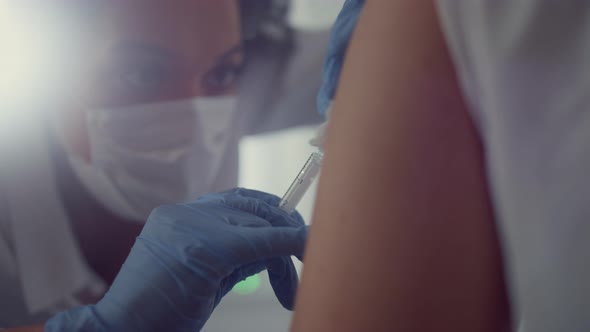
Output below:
[0,0,325,328]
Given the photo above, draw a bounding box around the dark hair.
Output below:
[238,0,295,57]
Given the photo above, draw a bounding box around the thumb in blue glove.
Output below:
[45,188,308,332]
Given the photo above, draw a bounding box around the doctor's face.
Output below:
[61,0,243,157]
[83,0,243,106]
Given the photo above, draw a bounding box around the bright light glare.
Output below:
[0,7,60,101]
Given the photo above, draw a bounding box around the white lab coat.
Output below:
[436,2,590,331]
[0,30,328,327]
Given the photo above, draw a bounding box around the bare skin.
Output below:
[291,1,510,331]
[5,1,241,330]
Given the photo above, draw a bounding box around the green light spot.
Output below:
[232,274,261,295]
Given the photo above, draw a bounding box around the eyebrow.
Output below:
[111,42,180,61]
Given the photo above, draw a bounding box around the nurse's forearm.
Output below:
[3,325,44,332]
[291,1,509,331]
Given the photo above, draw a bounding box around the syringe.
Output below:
[279,151,324,214]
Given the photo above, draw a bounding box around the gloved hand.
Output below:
[317,0,365,116]
[45,188,308,332]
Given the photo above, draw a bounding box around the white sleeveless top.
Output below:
[436,1,590,331]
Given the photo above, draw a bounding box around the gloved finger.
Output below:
[198,188,282,207]
[267,256,299,310]
[230,188,306,225]
[233,189,307,226]
[238,225,309,265]
[198,188,307,227]
[223,194,305,228]
[232,188,282,206]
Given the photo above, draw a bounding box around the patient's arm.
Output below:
[290,1,510,331]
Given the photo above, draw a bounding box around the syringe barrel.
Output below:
[279,151,323,214]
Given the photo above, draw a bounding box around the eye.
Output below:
[202,44,245,93]
[203,64,242,93]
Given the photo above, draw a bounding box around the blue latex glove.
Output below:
[317,0,365,117]
[45,188,308,332]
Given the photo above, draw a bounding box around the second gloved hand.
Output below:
[317,0,364,116]
[46,188,308,332]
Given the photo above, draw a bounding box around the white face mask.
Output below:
[67,96,238,221]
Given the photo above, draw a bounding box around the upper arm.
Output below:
[291,1,509,331]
